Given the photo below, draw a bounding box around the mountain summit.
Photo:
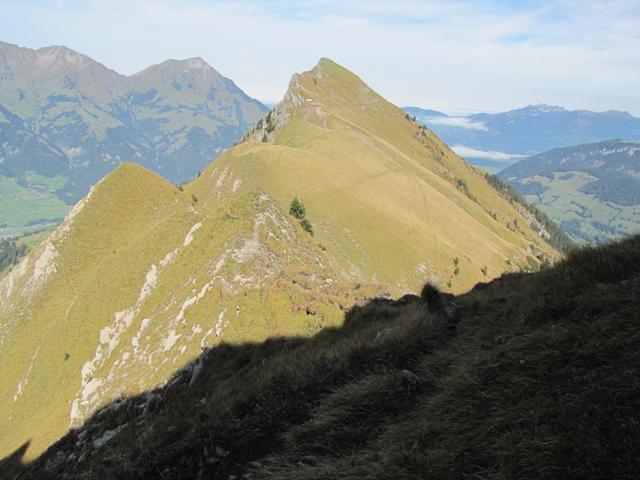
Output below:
[0,59,561,460]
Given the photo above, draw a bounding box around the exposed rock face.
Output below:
[241,63,333,144]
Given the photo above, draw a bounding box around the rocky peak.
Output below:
[131,57,222,82]
[241,58,372,143]
[34,45,99,70]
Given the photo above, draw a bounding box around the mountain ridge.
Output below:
[0,58,562,461]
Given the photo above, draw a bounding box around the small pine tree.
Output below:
[192,194,198,204]
[300,218,314,236]
[289,197,306,220]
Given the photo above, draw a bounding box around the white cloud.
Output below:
[425,116,488,131]
[0,0,638,114]
[451,145,526,161]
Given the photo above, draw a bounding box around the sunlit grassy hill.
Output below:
[0,162,362,460]
[0,58,562,461]
[193,59,560,292]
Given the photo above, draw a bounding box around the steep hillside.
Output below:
[500,139,640,243]
[193,58,560,293]
[405,105,640,172]
[0,41,267,236]
[5,234,639,479]
[0,162,363,461]
[0,58,561,461]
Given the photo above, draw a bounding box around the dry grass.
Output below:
[7,234,640,479]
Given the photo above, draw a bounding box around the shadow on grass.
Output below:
[0,441,30,480]
[4,291,448,480]
[4,235,640,479]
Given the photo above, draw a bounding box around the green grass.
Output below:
[10,234,640,479]
[520,171,640,243]
[0,165,384,461]
[0,173,69,237]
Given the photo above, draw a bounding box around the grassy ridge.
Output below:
[193,59,561,295]
[8,234,640,479]
[0,164,380,461]
[0,58,565,463]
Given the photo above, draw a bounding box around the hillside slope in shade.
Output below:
[5,234,639,479]
[0,58,560,461]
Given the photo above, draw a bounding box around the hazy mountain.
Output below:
[500,139,640,243]
[0,58,562,461]
[6,234,640,479]
[0,41,267,236]
[404,105,640,172]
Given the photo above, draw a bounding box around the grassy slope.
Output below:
[0,163,377,460]
[523,171,640,243]
[0,59,562,462]
[191,59,559,294]
[8,234,639,479]
[0,164,194,457]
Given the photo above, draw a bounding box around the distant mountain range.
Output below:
[500,139,640,243]
[404,105,640,172]
[0,41,267,236]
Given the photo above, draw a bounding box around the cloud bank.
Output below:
[451,145,526,161]
[426,116,488,131]
[1,0,638,114]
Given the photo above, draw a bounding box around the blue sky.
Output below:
[1,0,639,115]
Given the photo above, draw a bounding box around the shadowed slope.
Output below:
[7,234,640,479]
